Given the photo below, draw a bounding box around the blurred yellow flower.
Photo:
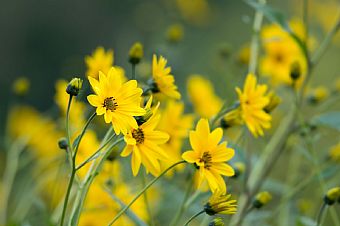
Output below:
[329,142,340,162]
[87,67,145,135]
[176,0,211,26]
[12,77,30,96]
[182,118,235,192]
[260,20,308,87]
[85,46,114,79]
[236,74,271,137]
[166,24,184,43]
[121,98,169,176]
[187,75,223,118]
[204,190,237,215]
[158,100,193,175]
[150,54,181,99]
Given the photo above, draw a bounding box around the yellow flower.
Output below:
[129,42,144,64]
[87,67,145,135]
[157,101,193,175]
[260,20,308,87]
[237,44,250,65]
[150,54,181,99]
[204,190,237,215]
[85,46,114,79]
[335,78,340,92]
[236,74,271,137]
[121,97,170,176]
[187,75,223,118]
[176,0,211,26]
[329,142,340,162]
[182,118,235,192]
[325,187,340,205]
[12,77,30,96]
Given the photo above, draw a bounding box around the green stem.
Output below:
[75,133,116,171]
[132,64,136,80]
[170,173,194,226]
[141,170,154,226]
[316,203,327,226]
[248,0,266,75]
[60,95,73,226]
[183,210,205,226]
[108,161,187,225]
[210,102,240,128]
[73,112,96,158]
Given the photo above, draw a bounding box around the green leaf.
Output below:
[297,216,317,226]
[313,111,340,131]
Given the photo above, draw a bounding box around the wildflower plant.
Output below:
[1,1,340,226]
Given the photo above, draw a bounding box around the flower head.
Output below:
[85,47,114,79]
[166,24,184,43]
[329,142,340,162]
[149,54,181,99]
[204,190,237,215]
[121,97,170,176]
[182,118,235,192]
[236,74,271,137]
[324,187,340,205]
[87,67,145,135]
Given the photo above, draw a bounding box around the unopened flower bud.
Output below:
[324,187,340,205]
[264,92,281,113]
[253,191,272,208]
[66,78,83,96]
[12,77,30,96]
[209,217,224,226]
[220,109,242,129]
[129,42,144,65]
[232,162,246,178]
[58,137,68,150]
[308,86,329,104]
[290,61,301,81]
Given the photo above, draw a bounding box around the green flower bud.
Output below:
[66,78,83,96]
[129,42,144,65]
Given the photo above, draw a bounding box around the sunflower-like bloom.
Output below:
[182,118,235,192]
[204,190,237,215]
[149,54,181,99]
[121,97,170,176]
[87,67,145,135]
[236,74,271,137]
[85,47,114,79]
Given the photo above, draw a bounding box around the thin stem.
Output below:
[75,133,116,171]
[60,95,73,226]
[170,173,194,226]
[132,64,136,80]
[141,170,154,226]
[311,12,340,66]
[248,0,266,75]
[210,102,240,128]
[108,161,187,225]
[73,112,96,158]
[183,210,205,226]
[303,0,309,43]
[316,203,327,226]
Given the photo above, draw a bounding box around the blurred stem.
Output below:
[311,12,340,66]
[210,102,240,128]
[303,0,309,43]
[132,64,136,80]
[69,135,123,225]
[0,138,26,225]
[248,0,266,75]
[316,203,327,226]
[108,161,187,226]
[141,170,155,226]
[183,210,205,226]
[170,172,194,226]
[103,186,147,226]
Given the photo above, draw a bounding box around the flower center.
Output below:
[132,128,144,144]
[199,152,212,169]
[103,97,118,111]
